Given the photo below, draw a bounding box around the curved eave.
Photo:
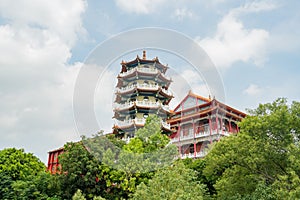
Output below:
[116,87,173,99]
[168,107,215,124]
[114,105,172,116]
[161,126,173,133]
[114,123,144,131]
[117,71,172,84]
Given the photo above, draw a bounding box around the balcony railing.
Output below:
[116,83,160,94]
[136,100,159,108]
[116,83,173,97]
[115,119,134,127]
[119,66,171,81]
[170,125,225,143]
[115,118,171,130]
[115,100,171,112]
[180,151,207,159]
[195,151,207,158]
[114,101,135,110]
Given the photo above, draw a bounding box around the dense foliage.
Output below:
[204,98,300,199]
[2,99,300,199]
[0,148,60,199]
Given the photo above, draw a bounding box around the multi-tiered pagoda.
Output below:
[113,51,173,140]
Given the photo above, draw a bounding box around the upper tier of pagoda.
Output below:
[120,50,168,74]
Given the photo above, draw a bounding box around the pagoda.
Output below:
[113,51,173,140]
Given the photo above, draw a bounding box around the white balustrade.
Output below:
[116,83,172,98]
[134,118,146,125]
[119,67,171,81]
[136,100,159,108]
[115,100,171,112]
[115,119,134,127]
[196,151,207,158]
[137,67,157,74]
[114,101,135,110]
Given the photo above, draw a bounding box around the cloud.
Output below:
[197,1,276,68]
[243,84,263,96]
[168,68,210,109]
[0,0,87,162]
[172,8,198,21]
[234,0,278,14]
[0,0,87,46]
[115,0,166,14]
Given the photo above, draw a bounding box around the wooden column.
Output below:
[193,119,196,158]
[178,124,181,158]
[209,115,212,144]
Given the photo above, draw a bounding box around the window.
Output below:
[54,153,58,162]
[144,96,149,101]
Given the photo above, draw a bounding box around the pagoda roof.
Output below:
[170,91,246,122]
[121,51,168,71]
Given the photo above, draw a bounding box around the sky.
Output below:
[0,0,300,163]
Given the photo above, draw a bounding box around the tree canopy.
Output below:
[203,98,300,199]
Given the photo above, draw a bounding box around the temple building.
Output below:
[113,51,173,140]
[47,51,246,174]
[168,91,246,159]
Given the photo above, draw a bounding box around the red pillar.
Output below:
[208,116,212,144]
[229,120,232,133]
[216,113,219,133]
[193,119,196,158]
[219,115,223,141]
[178,124,181,158]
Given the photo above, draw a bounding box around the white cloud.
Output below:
[115,0,166,14]
[197,1,276,68]
[173,8,197,21]
[0,0,87,162]
[243,84,263,96]
[234,0,278,14]
[0,0,87,46]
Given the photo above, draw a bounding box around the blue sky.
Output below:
[0,0,299,163]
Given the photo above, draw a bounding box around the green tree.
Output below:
[0,148,46,199]
[82,115,178,199]
[182,158,215,195]
[203,98,300,199]
[0,148,45,180]
[72,189,86,200]
[131,162,206,200]
[59,142,106,200]
[12,172,61,200]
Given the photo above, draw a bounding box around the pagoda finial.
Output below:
[143,50,146,59]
